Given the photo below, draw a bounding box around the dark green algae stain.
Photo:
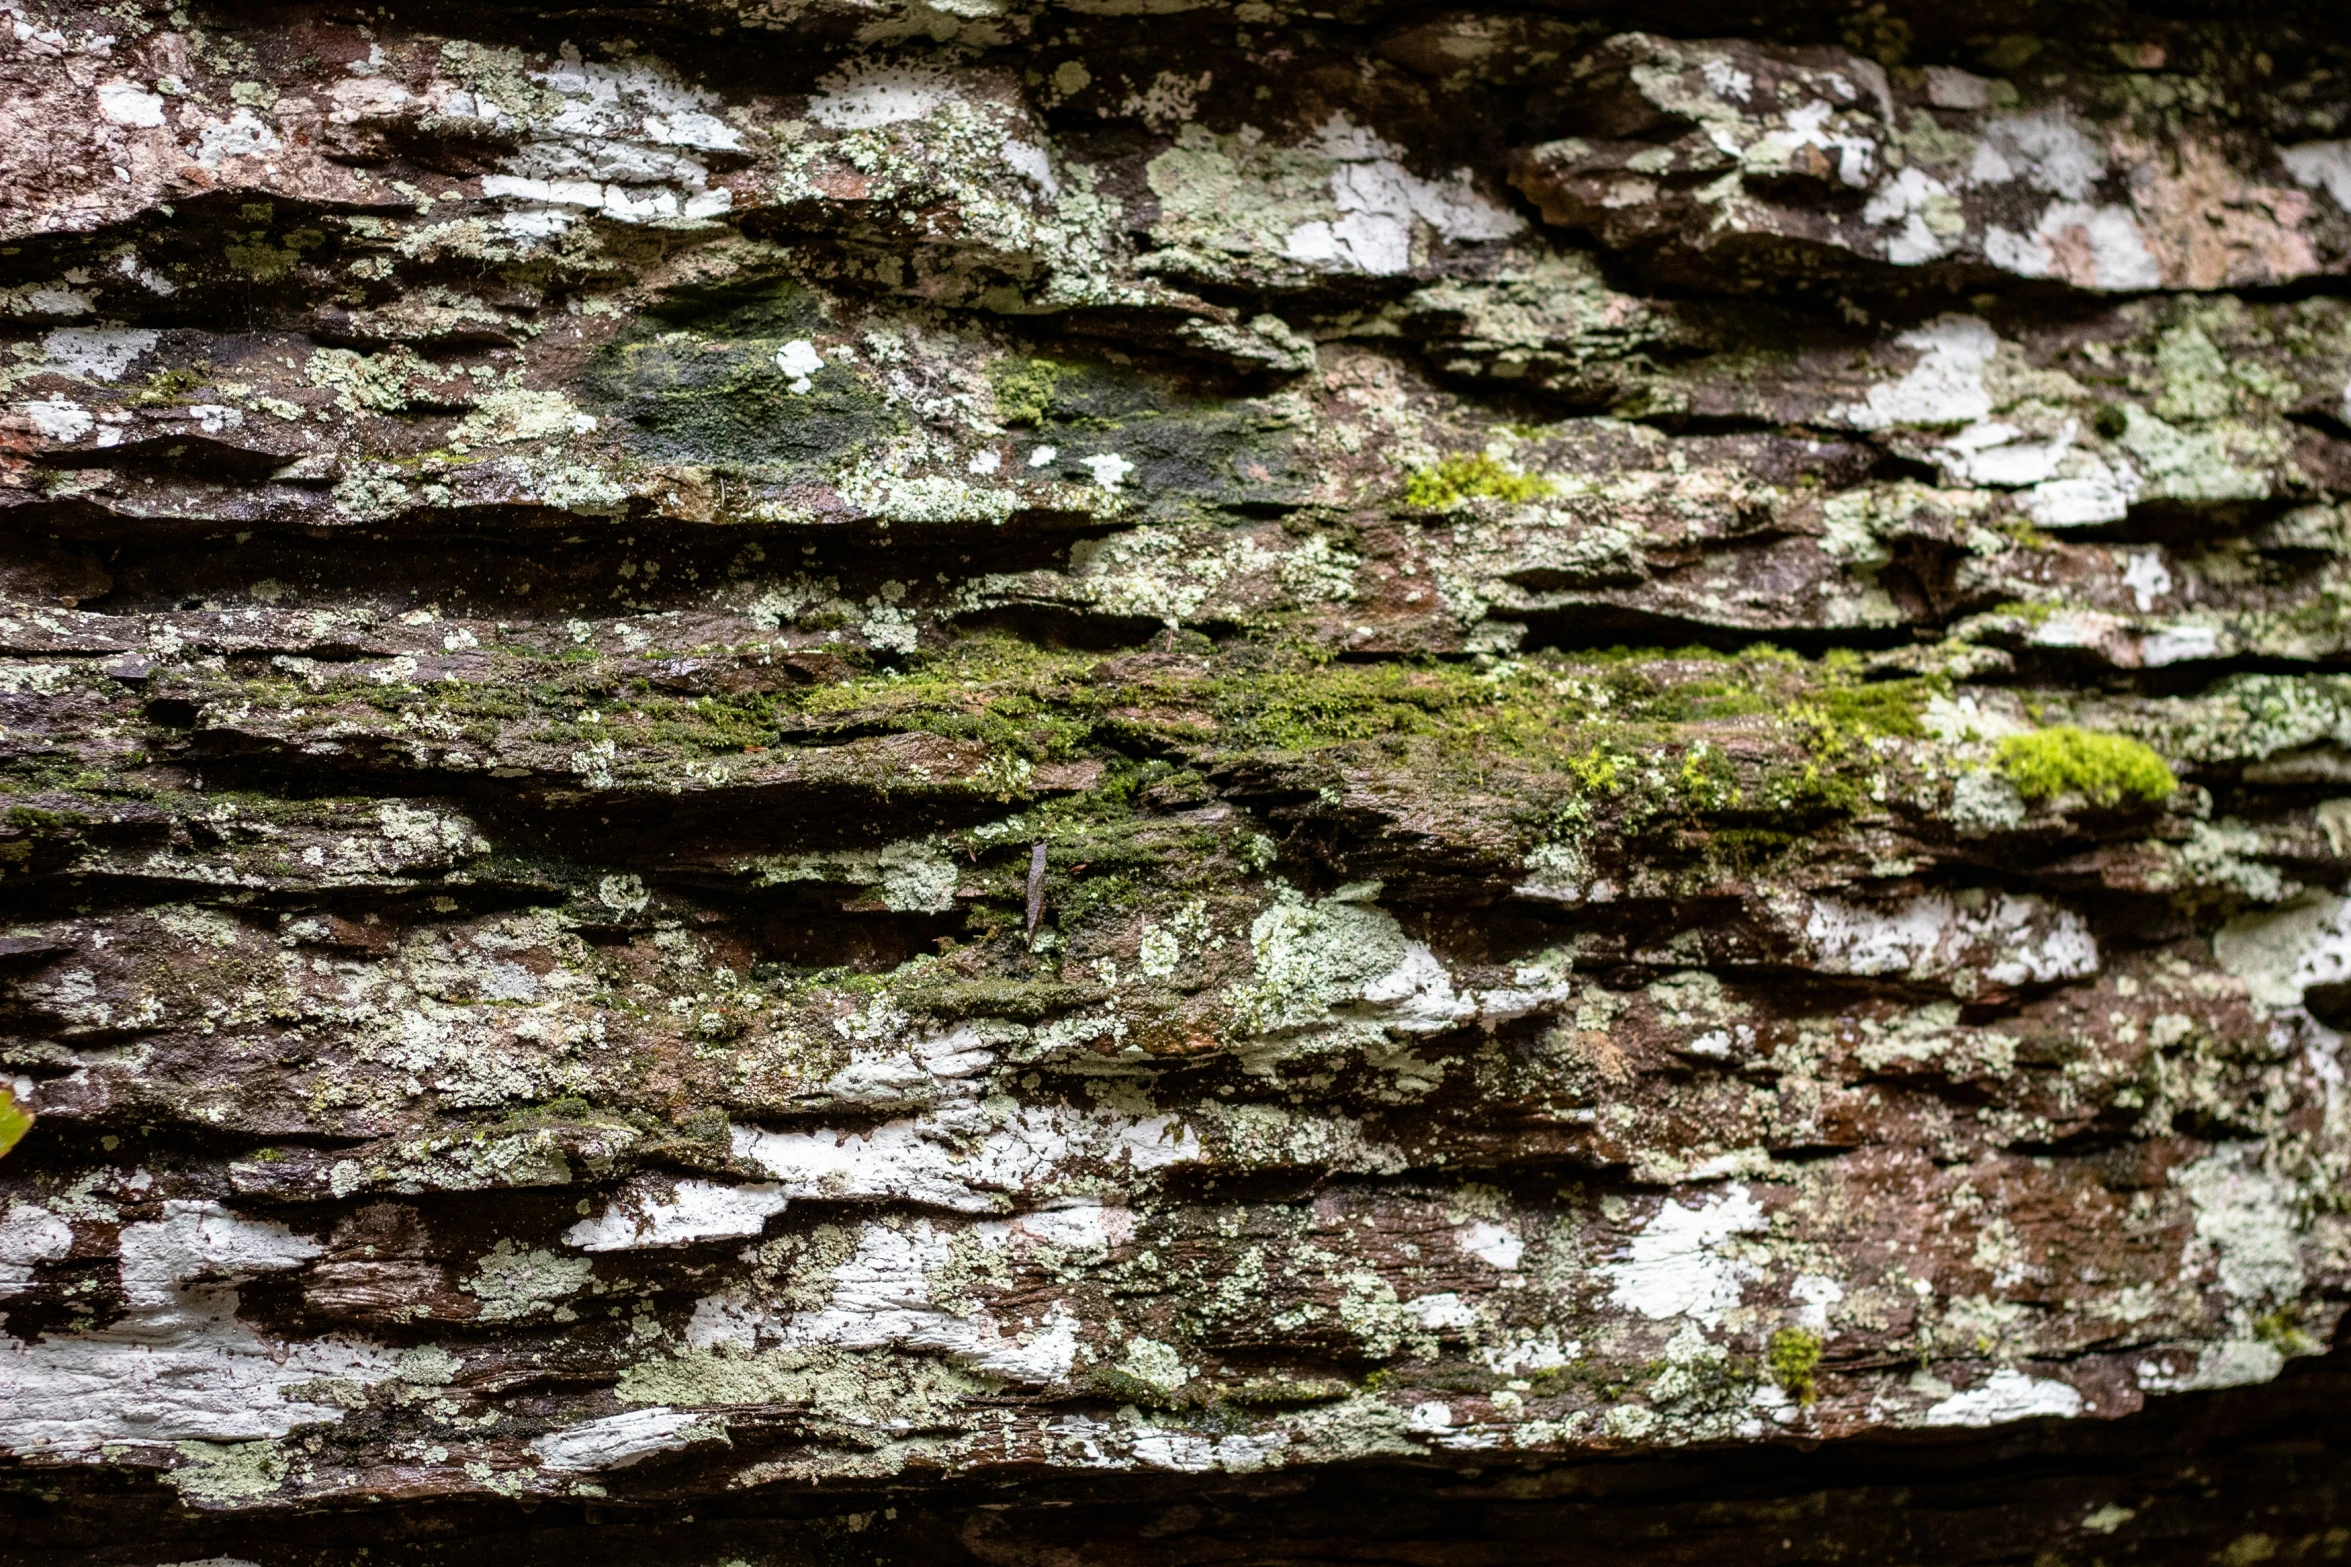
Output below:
[580,284,904,478]
[995,349,1316,519]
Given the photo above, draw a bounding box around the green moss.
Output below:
[144,631,1933,875]
[1701,826,1799,869]
[1674,741,1742,813]
[1403,453,1553,510]
[1565,743,1631,793]
[1995,726,2177,808]
[1747,671,1928,824]
[2254,1306,2321,1357]
[897,977,1101,1021]
[988,356,1064,425]
[790,638,1920,852]
[1993,598,2063,626]
[126,366,210,407]
[1766,1327,1822,1405]
[1808,676,1927,741]
[799,637,1100,761]
[1210,658,1471,750]
[1220,1376,1353,1406]
[224,229,321,284]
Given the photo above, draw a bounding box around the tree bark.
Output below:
[3,2,2351,1559]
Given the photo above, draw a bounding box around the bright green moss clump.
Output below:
[1404,453,1553,509]
[1995,726,2177,807]
[1766,1327,1822,1405]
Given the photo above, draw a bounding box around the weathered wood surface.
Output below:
[3,1,2351,1558]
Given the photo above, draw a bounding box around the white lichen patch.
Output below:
[18,395,93,442]
[1799,890,2096,993]
[95,79,167,127]
[0,1200,72,1298]
[1834,316,1998,431]
[1459,1221,1524,1271]
[729,1098,1200,1213]
[2136,1338,2287,1394]
[0,1202,394,1458]
[2173,1144,2308,1304]
[2282,142,2351,212]
[2215,892,2351,1011]
[565,1179,791,1251]
[807,61,958,130]
[1227,885,1570,1071]
[1052,1415,1290,1474]
[533,1405,725,1471]
[473,45,739,235]
[1605,1185,1765,1327]
[1919,1368,2083,1428]
[38,326,158,382]
[679,1217,1082,1384]
[815,1025,1000,1112]
[1146,115,1520,286]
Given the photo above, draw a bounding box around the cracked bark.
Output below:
[4,0,2351,1560]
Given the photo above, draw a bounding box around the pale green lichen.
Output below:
[746,837,960,912]
[1113,1336,1193,1396]
[306,345,441,414]
[464,1239,594,1322]
[168,1439,289,1503]
[618,1343,988,1429]
[2105,402,2282,505]
[453,387,596,445]
[1228,884,1407,1039]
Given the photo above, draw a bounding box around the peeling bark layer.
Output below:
[3,0,2351,1559]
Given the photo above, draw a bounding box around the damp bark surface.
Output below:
[5,0,2351,1561]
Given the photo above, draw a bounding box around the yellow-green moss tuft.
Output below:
[1995,726,2177,808]
[1403,453,1553,510]
[988,357,1064,425]
[1766,1327,1823,1405]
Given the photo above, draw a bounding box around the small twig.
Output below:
[1024,841,1048,936]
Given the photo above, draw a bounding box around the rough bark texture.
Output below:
[5,1,2351,1560]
